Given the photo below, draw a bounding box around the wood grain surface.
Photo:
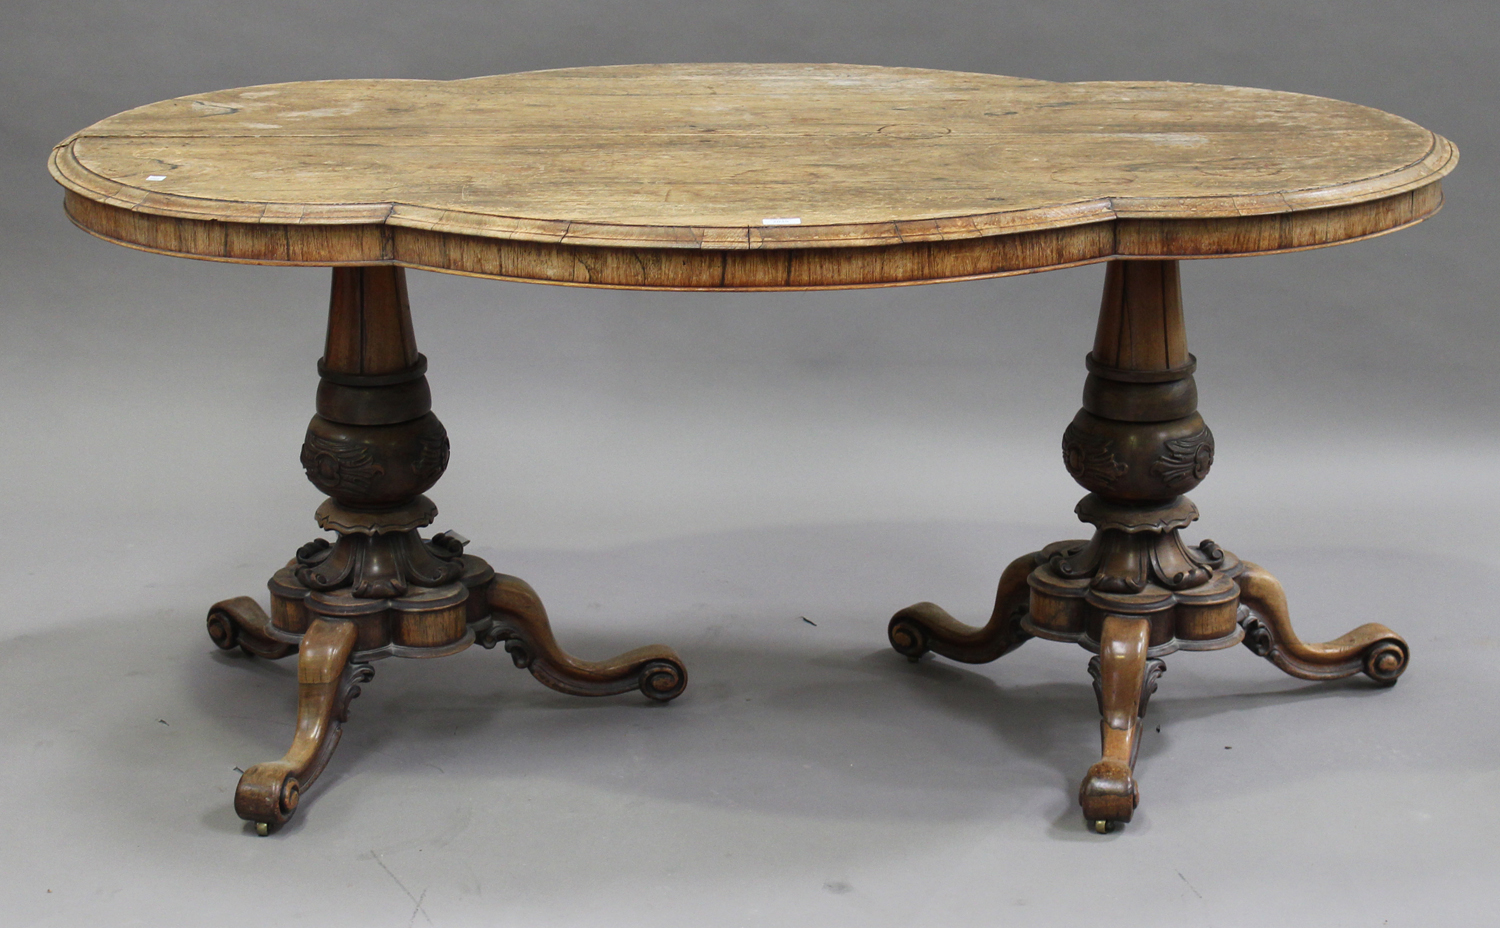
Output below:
[51,63,1456,289]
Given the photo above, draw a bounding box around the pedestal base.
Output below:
[888,539,1408,832]
[208,538,686,834]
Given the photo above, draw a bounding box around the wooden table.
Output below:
[52,63,1456,834]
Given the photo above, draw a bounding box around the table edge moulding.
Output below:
[50,63,1456,834]
[51,63,1455,291]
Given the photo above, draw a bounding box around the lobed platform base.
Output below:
[210,548,685,834]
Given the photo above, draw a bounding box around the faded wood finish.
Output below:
[51,64,1455,290]
[890,257,1412,833]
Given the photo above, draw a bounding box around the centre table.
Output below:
[51,63,1456,834]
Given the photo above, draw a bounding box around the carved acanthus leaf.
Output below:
[301,436,384,495]
[1063,425,1129,488]
[412,431,450,480]
[1150,426,1214,488]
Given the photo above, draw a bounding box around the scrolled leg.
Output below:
[1079,613,1153,833]
[888,551,1037,663]
[1236,562,1409,685]
[477,574,687,702]
[207,596,296,660]
[234,617,371,834]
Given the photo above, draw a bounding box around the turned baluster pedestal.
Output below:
[205,266,687,834]
[888,259,1409,832]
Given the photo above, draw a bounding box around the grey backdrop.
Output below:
[2,2,1496,926]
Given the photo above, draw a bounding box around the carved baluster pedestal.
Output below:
[888,259,1408,833]
[205,266,687,834]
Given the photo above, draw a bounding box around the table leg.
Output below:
[478,574,686,699]
[206,266,686,834]
[1080,615,1161,832]
[887,551,1036,663]
[1236,561,1407,683]
[888,259,1409,832]
[231,618,371,836]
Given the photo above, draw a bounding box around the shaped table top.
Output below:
[52,63,1456,290]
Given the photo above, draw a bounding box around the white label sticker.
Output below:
[761,217,801,226]
[145,175,166,181]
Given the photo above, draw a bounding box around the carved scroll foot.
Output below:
[888,552,1037,663]
[1235,562,1409,685]
[475,574,687,702]
[234,618,372,834]
[207,596,297,660]
[1079,614,1160,833]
